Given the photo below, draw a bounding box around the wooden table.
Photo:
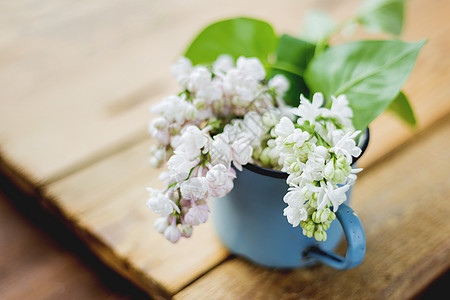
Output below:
[1,0,449,299]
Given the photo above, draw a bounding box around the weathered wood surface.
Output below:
[0,0,449,299]
[0,188,148,300]
[175,117,450,300]
[0,0,448,185]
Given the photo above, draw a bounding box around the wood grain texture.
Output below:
[0,0,448,184]
[44,139,228,298]
[0,0,449,299]
[0,0,340,185]
[0,190,149,300]
[175,117,450,300]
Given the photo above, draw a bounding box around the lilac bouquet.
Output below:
[146,0,423,243]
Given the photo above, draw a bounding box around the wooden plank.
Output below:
[0,0,339,185]
[0,190,148,300]
[0,0,448,299]
[43,139,228,298]
[0,0,448,185]
[175,115,450,300]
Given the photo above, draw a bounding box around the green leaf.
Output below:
[387,91,417,126]
[304,39,425,130]
[358,0,405,36]
[268,34,315,106]
[302,10,337,43]
[272,34,315,76]
[185,17,277,65]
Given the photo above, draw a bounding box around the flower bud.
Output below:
[314,230,327,242]
[164,224,181,243]
[262,111,279,127]
[152,117,169,130]
[179,224,193,238]
[323,160,335,180]
[259,147,271,166]
[313,208,332,223]
[154,217,169,233]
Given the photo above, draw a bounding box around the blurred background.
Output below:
[0,0,448,299]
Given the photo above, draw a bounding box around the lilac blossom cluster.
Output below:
[272,93,362,241]
[147,55,363,243]
[147,55,288,242]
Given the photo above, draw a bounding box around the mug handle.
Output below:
[304,204,366,270]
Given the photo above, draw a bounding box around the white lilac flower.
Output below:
[196,80,223,103]
[146,188,179,216]
[316,181,351,212]
[164,224,181,243]
[173,125,210,160]
[180,177,210,201]
[206,164,236,198]
[291,93,325,125]
[167,152,200,182]
[152,94,196,125]
[283,186,307,207]
[184,204,210,225]
[329,130,362,163]
[274,116,296,140]
[236,56,266,81]
[326,95,353,127]
[187,66,212,92]
[230,136,253,171]
[171,57,192,87]
[268,74,290,95]
[213,54,234,74]
[283,205,308,227]
[285,129,310,149]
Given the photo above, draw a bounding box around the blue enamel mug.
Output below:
[212,129,369,270]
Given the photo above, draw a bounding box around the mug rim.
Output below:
[243,127,370,179]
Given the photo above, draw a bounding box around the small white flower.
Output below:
[171,57,192,87]
[285,129,310,149]
[329,130,362,163]
[231,139,253,171]
[146,188,179,216]
[283,205,308,227]
[174,125,210,160]
[197,81,223,102]
[187,66,212,92]
[326,95,353,127]
[283,186,306,207]
[236,56,266,81]
[268,74,290,95]
[152,94,195,125]
[184,204,210,225]
[274,117,296,140]
[180,177,209,201]
[208,133,232,167]
[213,54,234,74]
[164,224,181,243]
[316,181,350,212]
[206,164,236,198]
[167,152,199,182]
[291,93,325,125]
